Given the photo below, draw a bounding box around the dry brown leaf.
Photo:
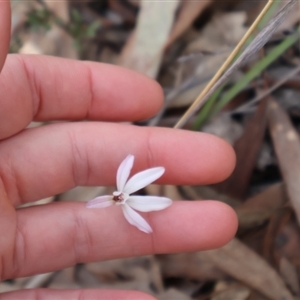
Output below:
[82,264,154,294]
[85,256,161,293]
[170,51,231,108]
[24,272,55,289]
[205,238,293,299]
[201,113,244,145]
[44,0,69,21]
[277,4,300,32]
[58,186,107,202]
[159,253,226,281]
[180,186,201,200]
[212,281,251,300]
[144,184,163,197]
[275,222,300,267]
[108,0,136,23]
[263,207,293,265]
[185,12,247,54]
[216,96,269,200]
[19,196,54,208]
[164,185,183,200]
[128,0,140,7]
[182,185,240,207]
[279,256,300,295]
[19,0,78,58]
[0,283,19,293]
[119,0,180,78]
[145,184,182,201]
[166,1,212,47]
[238,210,272,232]
[247,291,269,300]
[268,99,300,225]
[236,182,288,230]
[77,266,105,288]
[11,1,36,34]
[20,25,78,59]
[168,11,247,108]
[238,182,287,212]
[158,288,192,300]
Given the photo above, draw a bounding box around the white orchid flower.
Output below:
[86,154,172,233]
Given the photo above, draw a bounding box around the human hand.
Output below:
[0,2,237,299]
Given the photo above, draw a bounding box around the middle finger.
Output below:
[0,123,235,206]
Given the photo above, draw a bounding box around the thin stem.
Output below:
[212,31,300,115]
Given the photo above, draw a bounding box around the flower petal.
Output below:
[117,154,134,192]
[127,196,172,212]
[122,204,153,233]
[86,196,114,208]
[123,167,165,194]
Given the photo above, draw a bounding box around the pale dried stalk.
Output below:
[174,0,292,129]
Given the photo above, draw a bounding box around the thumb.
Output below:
[0,0,11,73]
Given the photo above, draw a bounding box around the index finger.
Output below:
[0,55,163,139]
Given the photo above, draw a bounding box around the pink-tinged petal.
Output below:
[123,167,165,195]
[117,154,134,192]
[86,196,114,208]
[122,204,153,233]
[127,196,172,212]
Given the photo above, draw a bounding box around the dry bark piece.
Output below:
[204,238,293,300]
[268,99,300,225]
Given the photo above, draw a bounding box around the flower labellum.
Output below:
[86,154,172,233]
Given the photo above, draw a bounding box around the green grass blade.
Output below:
[212,31,300,115]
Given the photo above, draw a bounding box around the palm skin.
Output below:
[0,2,237,299]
